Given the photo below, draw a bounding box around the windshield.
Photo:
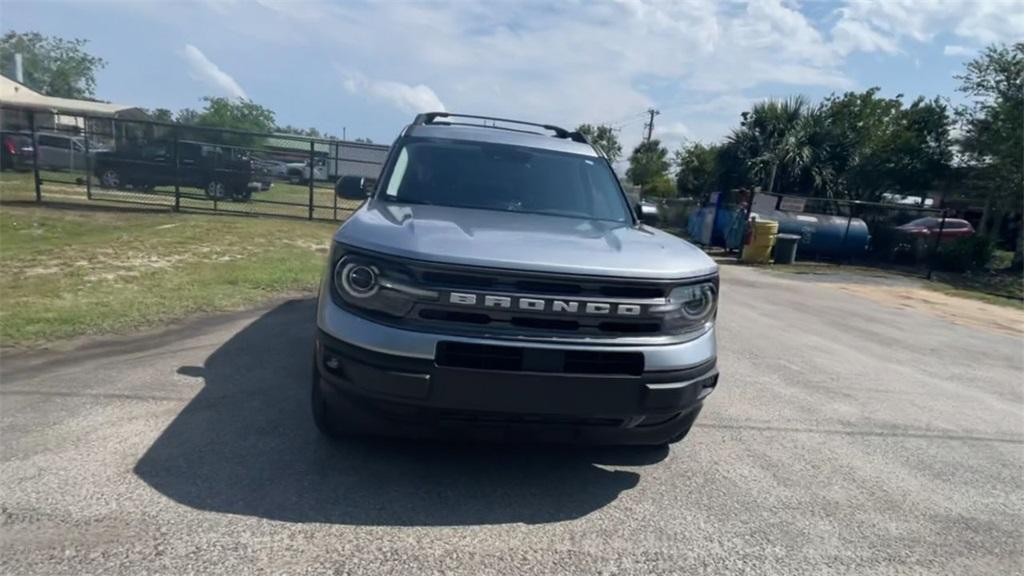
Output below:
[380,138,632,223]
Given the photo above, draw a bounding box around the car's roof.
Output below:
[404,123,599,157]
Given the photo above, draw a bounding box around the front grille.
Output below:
[337,248,715,341]
[436,342,643,376]
[408,260,675,338]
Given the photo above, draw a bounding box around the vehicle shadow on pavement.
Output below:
[134,298,662,526]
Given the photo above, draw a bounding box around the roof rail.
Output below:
[413,112,590,144]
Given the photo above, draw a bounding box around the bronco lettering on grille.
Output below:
[448,292,643,316]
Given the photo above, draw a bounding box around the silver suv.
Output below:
[314,113,719,446]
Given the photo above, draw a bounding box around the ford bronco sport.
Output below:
[313,112,719,446]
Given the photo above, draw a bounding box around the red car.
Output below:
[892,217,975,260]
[1,131,34,172]
[896,217,975,241]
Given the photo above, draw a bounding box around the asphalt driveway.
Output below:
[1,265,1021,575]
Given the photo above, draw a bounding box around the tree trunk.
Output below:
[978,195,994,237]
[1012,223,1023,272]
[767,163,778,194]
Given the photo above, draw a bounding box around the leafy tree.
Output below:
[820,88,905,199]
[0,31,106,99]
[674,143,720,197]
[146,108,174,123]
[576,123,623,163]
[722,91,952,202]
[190,96,276,133]
[184,97,276,146]
[728,96,810,194]
[644,175,677,198]
[626,139,670,191]
[955,42,1024,268]
[886,96,953,196]
[175,108,200,125]
[276,125,340,139]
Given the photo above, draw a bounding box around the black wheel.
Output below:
[230,188,252,202]
[205,180,228,200]
[100,168,121,189]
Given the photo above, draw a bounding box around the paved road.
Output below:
[2,265,1021,575]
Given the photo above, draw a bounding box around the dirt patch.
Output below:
[281,239,331,253]
[832,283,1024,337]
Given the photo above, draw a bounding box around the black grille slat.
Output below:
[419,308,657,335]
[419,309,491,324]
[509,317,580,331]
[421,271,494,288]
[599,285,664,298]
[513,280,583,295]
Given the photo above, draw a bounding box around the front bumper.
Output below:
[314,325,718,443]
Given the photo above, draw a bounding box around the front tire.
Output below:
[230,187,252,202]
[100,169,121,189]
[205,179,228,200]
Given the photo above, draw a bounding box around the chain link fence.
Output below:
[675,189,966,279]
[1,107,389,222]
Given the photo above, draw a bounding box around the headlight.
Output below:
[332,250,438,317]
[651,281,717,332]
[338,262,379,298]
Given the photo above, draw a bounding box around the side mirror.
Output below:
[335,175,369,200]
[636,201,661,226]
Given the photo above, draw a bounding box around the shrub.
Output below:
[935,235,995,272]
[643,176,677,199]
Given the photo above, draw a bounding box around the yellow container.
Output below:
[741,219,779,264]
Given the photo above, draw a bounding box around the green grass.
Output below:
[928,269,1024,308]
[1,172,342,346]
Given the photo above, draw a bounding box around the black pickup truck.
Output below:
[93,140,258,201]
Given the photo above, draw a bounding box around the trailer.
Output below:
[285,140,389,184]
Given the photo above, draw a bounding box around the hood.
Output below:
[335,202,717,280]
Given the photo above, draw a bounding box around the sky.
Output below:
[4,0,1023,158]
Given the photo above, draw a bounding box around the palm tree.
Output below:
[728,96,844,197]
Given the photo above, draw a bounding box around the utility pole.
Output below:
[644,108,660,143]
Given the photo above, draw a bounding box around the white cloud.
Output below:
[342,71,446,114]
[831,16,900,55]
[177,0,1024,148]
[181,44,247,99]
[656,121,692,153]
[943,45,974,57]
[296,0,857,151]
[831,0,1024,55]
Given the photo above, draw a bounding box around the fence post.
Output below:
[926,209,947,280]
[308,140,315,220]
[173,126,181,212]
[839,211,854,266]
[29,111,41,202]
[84,116,92,200]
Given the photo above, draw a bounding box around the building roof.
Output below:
[0,75,142,117]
